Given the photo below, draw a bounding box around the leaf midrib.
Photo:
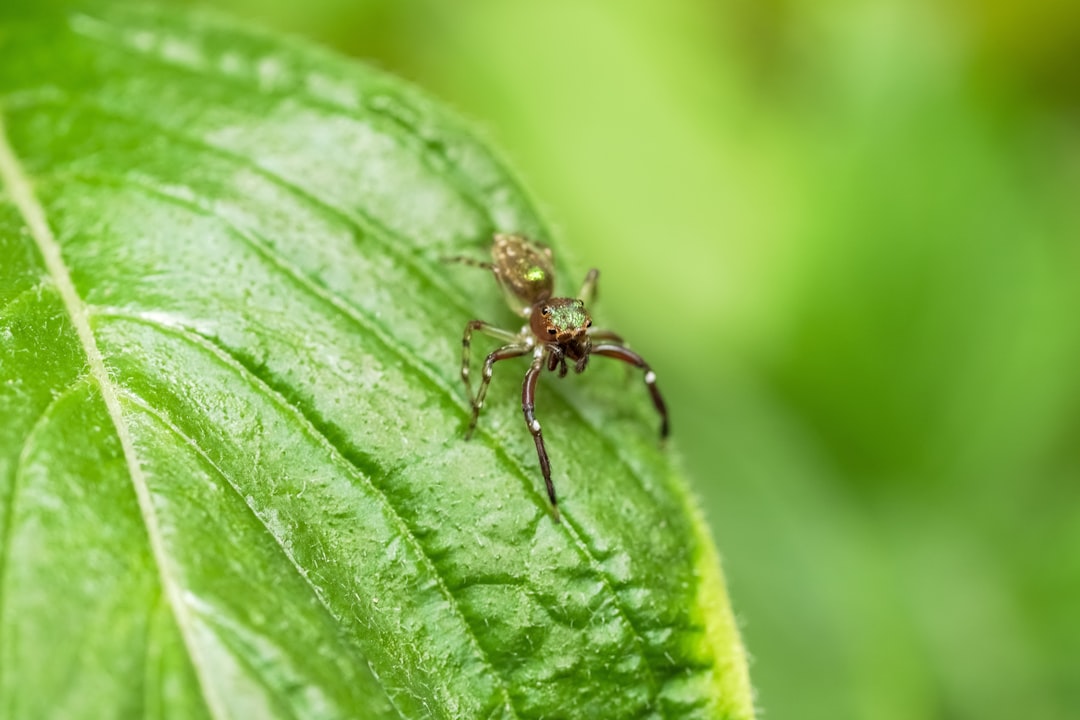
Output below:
[1,95,525,713]
[100,310,518,719]
[3,110,675,716]
[80,163,673,695]
[0,109,230,720]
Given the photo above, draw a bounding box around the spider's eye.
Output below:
[541,306,550,316]
[548,328,557,335]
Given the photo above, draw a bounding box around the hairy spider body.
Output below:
[445,233,669,521]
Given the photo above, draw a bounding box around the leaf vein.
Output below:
[118,388,408,720]
[96,312,518,720]
[79,170,679,711]
[7,61,700,717]
[0,108,227,720]
[0,281,51,320]
[64,96,480,313]
[0,375,92,698]
[68,8,508,227]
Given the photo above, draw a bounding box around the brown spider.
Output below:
[445,233,669,521]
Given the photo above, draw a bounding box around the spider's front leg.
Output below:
[460,319,522,398]
[522,349,561,522]
[467,344,530,438]
[460,320,528,439]
[591,342,670,439]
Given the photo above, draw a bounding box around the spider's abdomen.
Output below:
[491,233,555,315]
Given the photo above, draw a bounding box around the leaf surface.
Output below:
[0,2,754,718]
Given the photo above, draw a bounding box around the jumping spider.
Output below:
[446,233,669,521]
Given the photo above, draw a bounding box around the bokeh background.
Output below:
[167,1,1080,718]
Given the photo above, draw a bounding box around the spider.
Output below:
[445,233,669,521]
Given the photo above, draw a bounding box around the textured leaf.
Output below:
[0,2,754,718]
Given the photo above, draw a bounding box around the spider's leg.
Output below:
[578,268,599,305]
[586,328,624,344]
[442,255,493,270]
[461,320,522,399]
[587,329,630,380]
[467,342,530,439]
[522,350,561,522]
[591,342,670,438]
[443,255,501,289]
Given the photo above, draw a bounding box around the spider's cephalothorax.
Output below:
[445,233,669,522]
[534,298,593,376]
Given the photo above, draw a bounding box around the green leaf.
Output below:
[0,2,754,718]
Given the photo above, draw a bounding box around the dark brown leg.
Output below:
[467,342,530,438]
[461,320,522,399]
[587,328,624,344]
[522,351,561,521]
[442,255,493,271]
[591,343,670,438]
[444,255,502,294]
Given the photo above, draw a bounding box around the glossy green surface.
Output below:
[0,2,753,718]
[157,2,1080,719]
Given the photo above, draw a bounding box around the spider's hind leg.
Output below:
[442,255,493,271]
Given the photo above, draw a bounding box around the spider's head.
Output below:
[532,297,592,361]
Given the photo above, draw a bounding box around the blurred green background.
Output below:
[168,0,1080,717]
